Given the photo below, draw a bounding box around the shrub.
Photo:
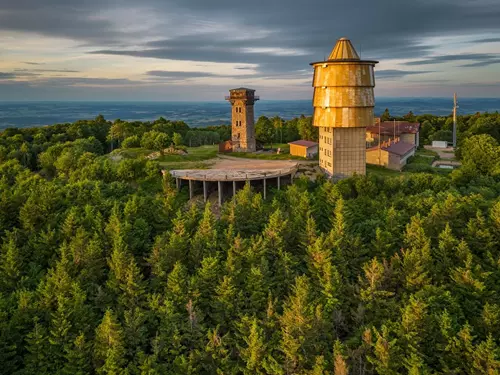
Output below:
[122,135,141,148]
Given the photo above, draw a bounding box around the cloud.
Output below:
[460,59,500,67]
[470,37,500,44]
[23,62,45,65]
[0,0,500,98]
[0,72,17,79]
[31,77,147,87]
[375,70,434,79]
[404,53,500,66]
[14,68,80,73]
[146,70,235,79]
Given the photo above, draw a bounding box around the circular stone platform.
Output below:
[170,167,297,182]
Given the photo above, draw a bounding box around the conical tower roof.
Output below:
[328,37,360,60]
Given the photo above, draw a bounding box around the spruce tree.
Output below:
[23,318,50,375]
[279,275,321,373]
[94,309,127,374]
[0,232,22,291]
[190,203,218,266]
[239,317,267,375]
[62,333,92,375]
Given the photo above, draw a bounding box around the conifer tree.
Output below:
[280,275,321,373]
[191,256,220,321]
[213,275,238,328]
[471,334,500,373]
[94,309,126,374]
[371,226,393,259]
[306,235,342,315]
[203,327,232,374]
[123,307,148,366]
[300,215,318,250]
[48,298,73,371]
[23,318,50,375]
[359,257,394,323]
[0,232,22,291]
[490,200,500,244]
[190,203,218,266]
[148,215,189,285]
[333,340,348,375]
[466,210,495,255]
[401,215,432,290]
[239,317,267,375]
[245,263,270,316]
[62,333,92,375]
[400,296,428,369]
[367,325,400,375]
[434,223,458,282]
[166,261,189,306]
[481,302,500,337]
[262,208,290,252]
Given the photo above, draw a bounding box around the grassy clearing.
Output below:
[157,145,218,163]
[230,143,308,160]
[408,155,435,166]
[415,148,439,157]
[159,161,212,170]
[366,164,403,177]
[112,145,219,163]
[230,152,306,160]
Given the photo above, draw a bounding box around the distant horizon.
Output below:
[1,98,499,129]
[1,96,499,103]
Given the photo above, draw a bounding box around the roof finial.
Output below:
[329,37,360,60]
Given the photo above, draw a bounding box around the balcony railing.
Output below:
[224,96,260,100]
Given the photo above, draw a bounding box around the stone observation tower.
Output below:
[225,88,259,152]
[311,38,378,178]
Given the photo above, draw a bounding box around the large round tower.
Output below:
[311,37,378,178]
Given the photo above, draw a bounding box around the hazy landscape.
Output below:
[1,98,500,129]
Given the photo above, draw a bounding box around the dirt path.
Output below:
[211,155,317,169]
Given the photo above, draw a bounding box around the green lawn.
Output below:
[408,155,435,166]
[366,164,403,177]
[230,152,306,160]
[112,145,218,162]
[230,143,309,160]
[415,148,439,157]
[159,161,212,170]
[156,145,218,162]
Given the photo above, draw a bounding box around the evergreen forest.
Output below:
[1,112,500,374]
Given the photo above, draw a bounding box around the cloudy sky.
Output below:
[0,0,499,100]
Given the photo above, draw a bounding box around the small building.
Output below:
[432,140,448,148]
[219,140,233,153]
[366,121,420,148]
[288,140,319,158]
[366,138,416,170]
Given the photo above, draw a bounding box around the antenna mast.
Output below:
[452,93,458,148]
[378,118,381,163]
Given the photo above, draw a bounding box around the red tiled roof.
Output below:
[367,121,420,135]
[288,140,318,148]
